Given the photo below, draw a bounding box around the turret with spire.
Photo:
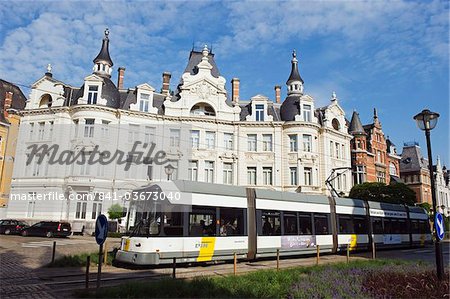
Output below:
[93,28,113,78]
[286,50,304,95]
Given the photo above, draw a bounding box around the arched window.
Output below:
[190,103,216,116]
[39,94,52,108]
[332,118,340,130]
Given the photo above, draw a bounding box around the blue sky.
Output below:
[0,1,448,165]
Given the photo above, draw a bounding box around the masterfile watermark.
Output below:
[26,141,169,171]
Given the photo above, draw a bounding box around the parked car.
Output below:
[0,219,29,235]
[21,221,71,238]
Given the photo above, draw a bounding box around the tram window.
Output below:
[298,213,313,235]
[410,220,420,234]
[283,212,298,235]
[353,216,367,234]
[261,210,281,236]
[338,215,353,234]
[372,217,383,234]
[163,212,184,236]
[397,219,407,234]
[418,220,430,234]
[219,208,245,236]
[383,219,392,234]
[314,214,329,235]
[189,208,216,237]
[391,219,401,234]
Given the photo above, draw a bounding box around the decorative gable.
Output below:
[164,46,240,121]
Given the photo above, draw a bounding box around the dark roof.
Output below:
[279,95,300,121]
[238,102,281,121]
[0,79,27,124]
[348,111,365,135]
[400,145,428,173]
[184,50,220,78]
[286,51,304,84]
[71,77,121,109]
[93,34,113,67]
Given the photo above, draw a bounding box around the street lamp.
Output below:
[164,164,175,181]
[413,109,445,280]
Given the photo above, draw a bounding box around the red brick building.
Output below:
[348,109,401,186]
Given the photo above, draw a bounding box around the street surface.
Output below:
[1,234,449,299]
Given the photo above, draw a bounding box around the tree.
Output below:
[107,203,124,220]
[417,202,431,215]
[349,182,416,206]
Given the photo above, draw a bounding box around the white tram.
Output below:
[115,181,431,266]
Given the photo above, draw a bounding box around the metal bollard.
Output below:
[346,243,350,263]
[85,255,90,289]
[51,241,56,264]
[172,257,176,279]
[316,245,320,265]
[372,239,376,259]
[276,249,280,271]
[233,253,237,275]
[103,241,108,265]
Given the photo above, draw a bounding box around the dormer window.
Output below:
[302,104,311,122]
[255,104,264,121]
[190,103,216,116]
[88,86,98,104]
[139,93,150,112]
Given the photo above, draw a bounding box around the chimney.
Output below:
[4,91,12,118]
[231,78,240,103]
[117,67,125,89]
[162,72,171,96]
[274,85,281,103]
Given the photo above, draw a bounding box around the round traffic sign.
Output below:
[95,214,108,245]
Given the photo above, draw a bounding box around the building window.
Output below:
[144,126,155,144]
[263,134,273,151]
[191,130,200,149]
[48,121,54,139]
[224,133,233,150]
[377,151,381,163]
[37,122,45,140]
[76,200,88,220]
[289,135,298,152]
[84,119,95,138]
[290,167,298,185]
[377,171,386,183]
[139,93,150,112]
[354,165,366,184]
[263,167,273,185]
[205,161,214,183]
[190,103,216,116]
[92,194,102,220]
[27,192,36,217]
[302,134,312,152]
[389,162,397,176]
[128,124,139,143]
[87,85,98,104]
[335,142,340,158]
[79,152,90,176]
[167,160,178,180]
[170,129,180,147]
[304,167,312,185]
[188,160,198,181]
[223,163,233,185]
[341,144,345,159]
[255,104,264,121]
[330,141,334,157]
[247,167,257,185]
[247,134,257,151]
[206,131,215,149]
[303,104,312,122]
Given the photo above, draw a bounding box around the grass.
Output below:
[48,250,116,267]
[76,259,448,298]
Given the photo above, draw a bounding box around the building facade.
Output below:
[348,109,401,186]
[0,80,26,216]
[7,30,352,230]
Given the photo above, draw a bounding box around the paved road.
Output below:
[1,235,448,299]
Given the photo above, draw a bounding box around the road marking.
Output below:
[22,239,96,248]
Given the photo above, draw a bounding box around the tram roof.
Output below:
[255,188,329,205]
[335,197,366,208]
[367,201,407,212]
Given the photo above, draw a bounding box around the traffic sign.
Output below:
[435,213,445,241]
[95,214,108,245]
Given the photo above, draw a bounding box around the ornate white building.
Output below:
[7,30,352,230]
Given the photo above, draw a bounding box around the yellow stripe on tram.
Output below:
[349,234,358,251]
[197,237,216,262]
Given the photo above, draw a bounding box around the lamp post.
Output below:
[413,109,445,280]
[165,164,174,181]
